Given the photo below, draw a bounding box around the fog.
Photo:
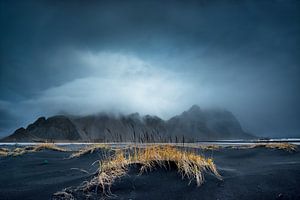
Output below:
[1,0,299,137]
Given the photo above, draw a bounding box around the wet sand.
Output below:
[0,147,300,200]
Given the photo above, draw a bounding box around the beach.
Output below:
[0,144,300,200]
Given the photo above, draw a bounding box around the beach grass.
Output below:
[10,143,67,156]
[81,145,222,196]
[251,143,297,152]
[69,144,109,158]
[0,147,9,156]
[232,142,298,152]
[196,144,221,150]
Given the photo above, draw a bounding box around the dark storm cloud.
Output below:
[0,0,300,137]
[0,104,15,133]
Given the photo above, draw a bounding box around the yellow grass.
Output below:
[69,144,109,158]
[84,145,222,196]
[232,143,298,152]
[252,143,297,152]
[0,147,9,156]
[10,143,67,156]
[197,144,221,150]
[161,143,221,151]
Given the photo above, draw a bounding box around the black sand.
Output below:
[0,147,300,200]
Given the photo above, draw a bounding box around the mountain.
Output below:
[166,105,252,140]
[69,112,168,142]
[1,116,81,142]
[0,105,254,142]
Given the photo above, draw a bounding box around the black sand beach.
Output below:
[0,146,300,200]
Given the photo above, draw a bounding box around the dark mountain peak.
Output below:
[143,115,164,126]
[13,115,81,141]
[128,112,140,119]
[179,105,203,119]
[14,127,26,134]
[27,117,46,130]
[143,114,161,120]
[188,105,201,112]
[47,115,70,121]
[1,127,41,142]
[35,116,46,124]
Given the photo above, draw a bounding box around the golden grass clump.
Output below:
[11,143,67,156]
[0,147,9,157]
[84,145,222,196]
[34,143,67,152]
[251,143,298,152]
[198,144,221,151]
[232,142,298,152]
[69,144,109,158]
[133,145,222,185]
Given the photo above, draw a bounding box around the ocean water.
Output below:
[1,139,300,148]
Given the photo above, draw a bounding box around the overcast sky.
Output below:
[0,0,300,137]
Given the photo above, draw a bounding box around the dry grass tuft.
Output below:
[0,147,9,157]
[232,142,298,152]
[251,143,297,152]
[82,145,222,196]
[69,144,109,158]
[197,144,221,151]
[10,143,67,156]
[34,143,67,152]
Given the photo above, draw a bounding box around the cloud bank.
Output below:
[1,0,300,137]
[5,51,193,126]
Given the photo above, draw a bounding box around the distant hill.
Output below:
[1,116,81,142]
[166,105,251,140]
[0,105,254,142]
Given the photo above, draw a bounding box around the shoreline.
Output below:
[1,139,300,146]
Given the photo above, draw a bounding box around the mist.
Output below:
[0,0,300,137]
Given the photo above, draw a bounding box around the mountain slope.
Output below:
[166,105,252,140]
[0,105,254,142]
[70,113,168,142]
[1,116,81,142]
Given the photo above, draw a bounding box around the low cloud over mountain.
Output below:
[1,105,253,142]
